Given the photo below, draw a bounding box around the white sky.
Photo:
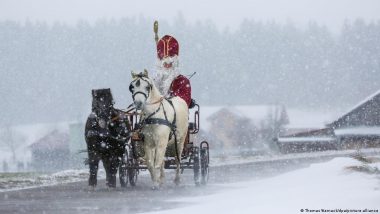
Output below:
[1,0,380,30]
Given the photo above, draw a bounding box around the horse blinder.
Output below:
[129,84,134,93]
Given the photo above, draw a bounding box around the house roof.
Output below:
[29,130,69,151]
[328,90,380,128]
[277,137,336,143]
[334,126,380,137]
[207,107,242,121]
[199,105,334,131]
[282,128,335,138]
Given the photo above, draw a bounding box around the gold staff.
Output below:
[154,20,159,44]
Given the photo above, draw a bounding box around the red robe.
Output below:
[169,75,191,107]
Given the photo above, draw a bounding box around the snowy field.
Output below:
[145,157,380,214]
[0,169,98,192]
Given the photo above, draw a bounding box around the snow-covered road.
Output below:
[2,148,379,193]
[1,149,380,214]
[149,157,380,214]
[0,155,332,214]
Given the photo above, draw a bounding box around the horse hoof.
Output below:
[107,186,116,191]
[151,184,160,190]
[88,186,96,191]
[174,178,180,186]
[106,182,117,189]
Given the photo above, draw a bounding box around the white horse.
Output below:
[129,70,189,189]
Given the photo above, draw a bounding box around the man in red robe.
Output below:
[153,35,192,107]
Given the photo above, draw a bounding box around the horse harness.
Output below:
[135,97,181,163]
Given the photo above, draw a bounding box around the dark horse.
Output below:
[85,88,130,188]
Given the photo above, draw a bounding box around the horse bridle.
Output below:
[130,77,153,102]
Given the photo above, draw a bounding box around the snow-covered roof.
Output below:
[198,105,335,131]
[277,137,336,143]
[342,89,380,118]
[334,126,380,136]
[30,130,69,151]
[329,89,380,127]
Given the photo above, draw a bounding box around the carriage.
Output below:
[119,102,210,187]
[85,20,209,188]
[86,78,209,189]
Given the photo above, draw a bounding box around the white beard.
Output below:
[153,56,180,96]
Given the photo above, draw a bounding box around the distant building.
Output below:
[29,130,70,171]
[208,108,241,148]
[277,90,380,153]
[329,90,380,128]
[28,123,87,172]
[328,90,380,149]
[207,107,279,155]
[277,128,337,153]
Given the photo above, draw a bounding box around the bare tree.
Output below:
[0,125,24,163]
[261,105,289,151]
[232,118,258,156]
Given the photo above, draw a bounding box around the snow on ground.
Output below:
[1,148,379,192]
[146,157,380,214]
[0,169,101,192]
[211,148,380,167]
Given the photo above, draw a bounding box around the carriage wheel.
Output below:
[193,146,200,186]
[119,153,128,188]
[200,148,209,185]
[127,158,139,186]
[200,141,209,185]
